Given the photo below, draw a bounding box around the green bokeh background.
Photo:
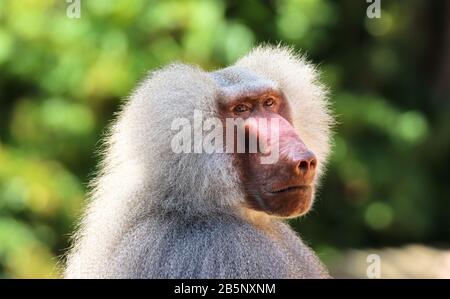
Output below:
[0,0,449,278]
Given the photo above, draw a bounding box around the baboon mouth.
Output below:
[269,185,310,194]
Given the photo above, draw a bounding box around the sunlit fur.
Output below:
[64,45,334,278]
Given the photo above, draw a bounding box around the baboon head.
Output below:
[212,66,321,217]
[113,45,333,219]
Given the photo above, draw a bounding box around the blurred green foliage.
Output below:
[0,0,449,278]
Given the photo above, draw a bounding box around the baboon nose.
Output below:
[295,151,317,176]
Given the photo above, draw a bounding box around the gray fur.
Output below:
[64,45,333,279]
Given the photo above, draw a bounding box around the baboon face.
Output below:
[220,90,318,218]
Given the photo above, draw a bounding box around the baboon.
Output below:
[64,45,334,278]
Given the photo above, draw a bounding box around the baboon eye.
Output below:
[233,104,250,113]
[264,98,274,107]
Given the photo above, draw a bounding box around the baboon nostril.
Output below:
[299,161,309,174]
[310,159,317,170]
[297,155,317,176]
